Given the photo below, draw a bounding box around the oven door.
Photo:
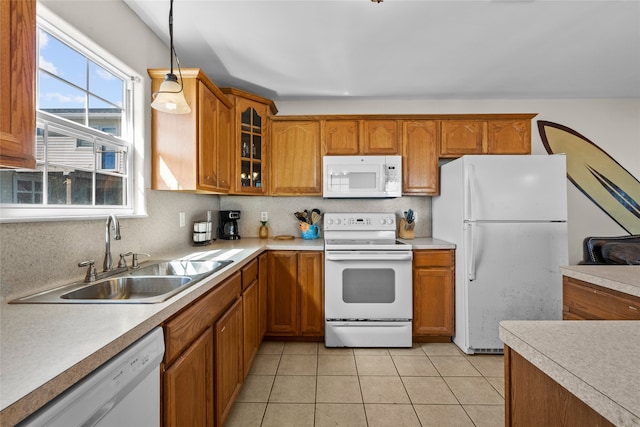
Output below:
[324,250,413,320]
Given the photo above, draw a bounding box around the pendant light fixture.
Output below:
[151,0,191,114]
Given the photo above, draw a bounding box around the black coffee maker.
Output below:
[219,210,241,240]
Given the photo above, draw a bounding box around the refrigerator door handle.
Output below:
[465,164,477,221]
[467,222,477,281]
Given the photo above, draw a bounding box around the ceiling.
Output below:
[124,0,640,101]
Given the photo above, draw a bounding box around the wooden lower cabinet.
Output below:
[266,250,324,337]
[215,297,244,426]
[412,250,455,340]
[242,278,259,377]
[161,271,241,427]
[505,346,614,427]
[298,251,324,336]
[563,276,640,320]
[163,327,214,427]
[258,253,268,338]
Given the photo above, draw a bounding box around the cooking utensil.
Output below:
[294,212,308,223]
[311,211,322,225]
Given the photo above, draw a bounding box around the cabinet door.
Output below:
[413,250,455,337]
[216,97,233,191]
[402,120,439,195]
[270,120,322,195]
[215,297,243,427]
[235,99,268,194]
[362,120,399,154]
[0,0,36,169]
[266,251,298,335]
[440,120,487,157]
[242,279,260,377]
[563,277,640,320]
[413,267,454,336]
[258,253,268,339]
[163,327,214,427]
[323,120,360,155]
[298,251,324,336]
[150,71,198,190]
[487,119,531,154]
[198,82,218,191]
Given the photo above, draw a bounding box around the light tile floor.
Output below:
[224,341,505,427]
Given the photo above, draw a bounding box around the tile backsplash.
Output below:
[220,195,431,239]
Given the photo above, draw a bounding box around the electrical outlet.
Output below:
[179,212,186,227]
[261,211,268,222]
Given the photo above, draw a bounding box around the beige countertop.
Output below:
[0,236,451,425]
[500,320,640,426]
[561,265,640,297]
[398,237,456,250]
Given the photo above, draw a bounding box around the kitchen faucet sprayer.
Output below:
[104,214,121,272]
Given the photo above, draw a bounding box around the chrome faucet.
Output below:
[103,214,121,271]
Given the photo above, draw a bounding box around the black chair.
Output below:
[581,235,640,265]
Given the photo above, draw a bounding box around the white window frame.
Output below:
[0,5,146,223]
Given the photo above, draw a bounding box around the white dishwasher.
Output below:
[19,327,165,427]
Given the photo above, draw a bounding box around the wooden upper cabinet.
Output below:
[487,118,531,154]
[323,119,360,155]
[362,119,399,154]
[270,120,322,195]
[402,120,439,195]
[440,120,487,158]
[441,115,535,157]
[322,119,399,155]
[148,68,233,193]
[222,88,277,195]
[197,82,219,191]
[0,0,36,169]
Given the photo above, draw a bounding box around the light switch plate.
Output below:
[179,212,186,227]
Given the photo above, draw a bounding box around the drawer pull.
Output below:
[630,306,638,311]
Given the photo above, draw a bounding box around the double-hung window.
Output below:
[0,10,141,221]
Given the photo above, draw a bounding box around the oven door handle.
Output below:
[325,251,413,261]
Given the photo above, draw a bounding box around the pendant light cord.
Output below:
[154,0,185,96]
[169,0,174,75]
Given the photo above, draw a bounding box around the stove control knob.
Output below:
[380,219,387,225]
[327,219,334,225]
[388,217,394,225]
[335,219,341,225]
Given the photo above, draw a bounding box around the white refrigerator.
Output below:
[432,155,568,354]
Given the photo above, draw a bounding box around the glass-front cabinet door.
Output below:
[240,107,263,190]
[222,88,277,195]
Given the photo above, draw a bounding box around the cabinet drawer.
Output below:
[413,250,454,268]
[164,272,241,364]
[242,258,259,290]
[563,277,640,320]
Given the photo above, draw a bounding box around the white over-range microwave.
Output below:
[323,155,402,198]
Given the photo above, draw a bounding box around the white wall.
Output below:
[273,98,640,264]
